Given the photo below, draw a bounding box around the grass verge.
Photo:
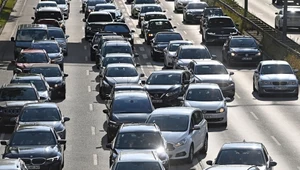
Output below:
[0,0,17,29]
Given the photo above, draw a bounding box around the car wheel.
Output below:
[200,135,208,154]
[186,144,194,164]
[252,81,256,92]
[99,87,106,100]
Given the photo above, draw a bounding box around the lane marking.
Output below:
[142,54,148,59]
[183,31,187,34]
[235,93,241,99]
[93,154,98,165]
[139,47,145,52]
[91,126,96,135]
[271,136,281,146]
[84,46,87,50]
[20,0,28,16]
[85,56,88,61]
[88,86,91,92]
[250,112,259,120]
[89,104,93,111]
[86,70,89,76]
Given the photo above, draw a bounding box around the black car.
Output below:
[150,32,183,61]
[102,9,125,23]
[140,12,167,35]
[200,7,224,32]
[1,126,66,170]
[144,19,176,45]
[103,91,154,142]
[222,36,262,66]
[138,4,164,27]
[26,63,68,99]
[0,83,44,126]
[201,16,239,44]
[142,70,192,107]
[183,2,208,23]
[90,32,117,61]
[84,0,108,19]
[83,11,114,40]
[101,23,135,46]
[108,84,145,99]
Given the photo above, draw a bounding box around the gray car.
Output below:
[174,0,198,12]
[253,60,299,97]
[131,0,158,18]
[205,165,260,170]
[48,27,69,56]
[53,0,69,18]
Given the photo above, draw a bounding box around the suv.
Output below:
[0,83,45,126]
[200,7,224,31]
[0,159,28,170]
[11,24,48,59]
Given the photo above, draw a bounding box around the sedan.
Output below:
[183,2,208,23]
[141,12,167,35]
[138,4,164,28]
[131,0,158,18]
[48,27,69,56]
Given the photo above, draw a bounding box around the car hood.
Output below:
[167,51,176,56]
[230,47,259,53]
[186,9,204,13]
[207,165,266,170]
[48,53,61,59]
[260,74,297,81]
[145,84,182,93]
[184,100,224,110]
[45,77,63,84]
[5,145,59,158]
[161,131,187,144]
[0,101,38,108]
[88,22,113,25]
[57,4,68,9]
[105,77,140,85]
[15,41,32,48]
[18,121,64,132]
[112,113,150,123]
[194,74,231,82]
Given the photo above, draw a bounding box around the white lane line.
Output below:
[20,0,28,16]
[85,56,88,61]
[142,54,148,59]
[93,154,98,165]
[139,47,145,52]
[235,93,241,99]
[88,86,91,92]
[250,112,259,120]
[271,136,281,146]
[86,70,89,76]
[146,62,152,66]
[84,46,87,50]
[91,126,96,135]
[183,31,187,34]
[89,104,93,111]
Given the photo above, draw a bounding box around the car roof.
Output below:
[104,23,128,27]
[145,12,166,15]
[106,63,135,68]
[180,45,207,49]
[151,70,185,74]
[32,40,58,44]
[260,60,289,65]
[205,165,259,170]
[102,35,125,40]
[169,40,193,44]
[0,159,23,170]
[149,19,170,22]
[114,91,149,99]
[141,4,161,7]
[95,3,115,6]
[104,40,131,46]
[12,73,43,80]
[36,7,61,12]
[118,151,159,162]
[105,53,132,58]
[89,11,111,15]
[193,60,223,65]
[187,1,208,4]
[17,24,48,30]
[221,142,263,150]
[28,63,60,68]
[208,16,232,19]
[151,107,198,116]
[114,84,144,89]
[2,83,35,89]
[16,125,53,132]
[188,83,221,89]
[23,102,58,108]
[21,49,45,53]
[47,27,64,31]
[230,35,253,39]
[120,123,159,133]
[156,31,181,35]
[38,1,57,5]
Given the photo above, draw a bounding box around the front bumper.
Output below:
[167,142,190,160]
[23,159,62,170]
[203,111,227,124]
[259,85,298,95]
[228,54,262,64]
[205,34,232,43]
[185,14,202,22]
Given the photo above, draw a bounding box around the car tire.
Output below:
[99,87,106,100]
[200,135,208,154]
[186,144,194,164]
[252,81,256,92]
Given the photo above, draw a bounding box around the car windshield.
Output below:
[102,45,132,56]
[103,25,130,33]
[17,53,49,63]
[204,9,223,17]
[87,0,106,6]
[230,38,257,48]
[155,33,183,42]
[88,14,113,22]
[48,29,65,38]
[10,80,47,91]
[29,67,62,77]
[106,67,138,77]
[112,97,152,113]
[194,65,228,74]
[141,6,162,13]
[32,43,60,53]
[20,107,61,122]
[0,88,38,101]
[105,11,116,19]
[145,14,167,21]
[208,18,234,27]
[135,0,156,4]
[261,64,293,74]
[103,57,134,67]
[147,115,189,132]
[115,132,163,149]
[187,3,208,9]
[178,48,211,59]
[186,88,223,101]
[168,42,192,51]
[35,12,63,21]
[95,5,116,11]
[147,73,181,85]
[115,162,162,170]
[49,0,66,4]
[148,21,172,30]
[10,131,56,146]
[16,30,48,41]
[216,149,266,166]
[37,3,57,9]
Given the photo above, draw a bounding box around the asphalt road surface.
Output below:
[0,0,300,170]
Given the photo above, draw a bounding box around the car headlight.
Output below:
[47,156,60,162]
[255,52,261,56]
[54,82,64,88]
[148,33,153,37]
[287,80,297,85]
[260,80,271,85]
[230,52,236,56]
[174,138,187,147]
[165,89,180,97]
[230,32,238,35]
[207,32,215,35]
[86,26,91,30]
[216,107,225,113]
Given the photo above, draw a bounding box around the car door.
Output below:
[254,63,262,89]
[192,111,206,151]
[188,114,198,151]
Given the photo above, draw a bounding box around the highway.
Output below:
[0,0,299,170]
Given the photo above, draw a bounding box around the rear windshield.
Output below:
[103,25,130,33]
[148,21,172,30]
[88,14,113,22]
[145,14,167,21]
[87,0,107,6]
[155,33,183,42]
[16,30,48,41]
[94,5,116,11]
[141,6,162,13]
[208,18,234,27]
[35,12,63,21]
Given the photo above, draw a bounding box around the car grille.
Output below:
[203,110,217,114]
[149,92,164,99]
[167,143,175,151]
[2,107,22,115]
[47,82,57,87]
[273,81,287,85]
[22,158,46,165]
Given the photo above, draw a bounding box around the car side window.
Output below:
[262,145,269,161]
[193,111,202,124]
[257,63,262,72]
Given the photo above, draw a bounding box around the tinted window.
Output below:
[261,64,293,74]
[148,21,172,29]
[208,18,234,27]
[229,38,257,48]
[0,88,38,101]
[16,30,47,41]
[115,132,163,149]
[102,45,132,56]
[135,0,156,4]
[178,48,211,59]
[140,6,162,13]
[194,65,228,74]
[106,67,138,77]
[112,96,152,113]
[37,3,57,9]
[147,73,181,85]
[48,29,65,38]
[103,25,130,33]
[186,88,223,101]
[94,5,116,11]
[10,131,56,146]
[145,14,167,21]
[147,115,189,132]
[87,0,106,6]
[103,57,134,67]
[10,79,47,91]
[187,3,208,9]
[32,43,60,53]
[155,33,183,42]
[115,162,162,170]
[204,9,224,17]
[36,12,63,21]
[88,14,113,22]
[18,52,49,63]
[29,67,62,77]
[20,107,61,121]
[168,42,192,51]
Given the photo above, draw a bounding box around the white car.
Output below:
[275,6,300,30]
[146,107,208,163]
[47,0,70,19]
[163,40,193,68]
[34,1,58,12]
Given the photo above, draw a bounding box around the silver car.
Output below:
[48,27,69,56]
[181,83,230,127]
[131,0,158,18]
[174,0,199,12]
[0,159,28,170]
[52,0,70,19]
[253,60,299,97]
[275,6,300,30]
[34,1,58,12]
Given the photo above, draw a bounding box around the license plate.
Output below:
[275,86,286,90]
[242,57,252,60]
[27,165,40,170]
[219,37,227,39]
[196,16,201,18]
[205,115,212,119]
[152,99,163,103]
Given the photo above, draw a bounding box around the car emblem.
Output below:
[245,54,248,57]
[30,155,33,158]
[154,94,159,98]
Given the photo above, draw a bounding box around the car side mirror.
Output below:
[63,117,70,122]
[66,35,70,39]
[275,12,278,15]
[269,161,277,167]
[106,143,112,149]
[0,140,7,145]
[225,97,231,102]
[168,18,172,20]
[206,160,213,165]
[103,109,109,114]
[82,18,86,22]
[141,80,146,84]
[235,23,239,27]
[99,74,103,78]
[229,72,234,75]
[92,44,99,51]
[212,54,217,59]
[11,37,15,41]
[134,53,139,57]
[105,96,111,100]
[294,69,299,73]
[136,63,141,67]
[58,139,66,145]
[33,7,36,10]
[173,26,177,29]
[177,96,183,101]
[192,125,201,130]
[64,73,69,77]
[131,30,135,33]
[31,17,35,20]
[140,73,145,77]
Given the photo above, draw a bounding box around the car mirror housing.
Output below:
[0,140,7,145]
[106,143,112,149]
[192,125,201,130]
[140,73,145,77]
[11,37,15,41]
[269,161,277,167]
[141,80,146,84]
[225,97,231,102]
[206,160,213,165]
[103,109,109,114]
[63,117,70,122]
[64,73,69,77]
[136,63,141,67]
[229,72,234,75]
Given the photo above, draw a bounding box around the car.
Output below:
[188,60,235,98]
[1,126,66,170]
[275,6,300,30]
[16,102,70,139]
[138,4,164,27]
[183,2,208,23]
[222,36,262,66]
[174,0,198,12]
[150,32,183,60]
[84,0,108,19]
[0,83,45,127]
[142,70,192,107]
[103,91,155,142]
[252,60,299,97]
[180,83,231,127]
[163,40,193,68]
[102,9,125,23]
[206,141,277,170]
[47,0,70,19]
[111,151,166,170]
[83,11,114,40]
[201,16,239,44]
[99,63,144,99]
[200,7,224,32]
[146,107,208,163]
[140,12,168,35]
[33,1,58,12]
[106,123,169,169]
[34,18,66,33]
[89,32,117,61]
[48,27,69,56]
[26,63,68,99]
[101,23,135,46]
[10,73,52,101]
[31,40,65,70]
[205,165,260,170]
[32,7,66,31]
[173,45,216,69]
[107,84,146,99]
[131,0,159,18]
[0,158,28,170]
[144,19,176,45]
[94,3,116,11]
